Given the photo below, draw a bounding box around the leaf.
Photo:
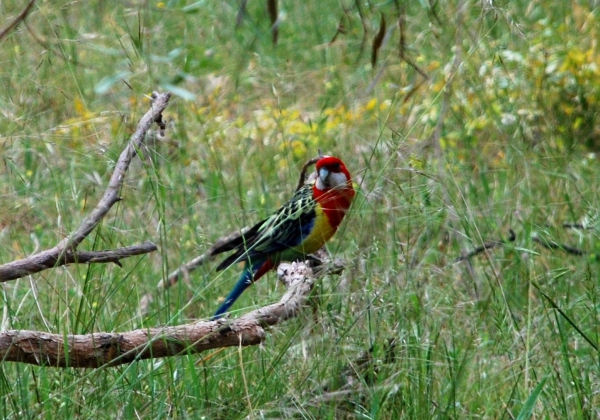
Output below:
[182,0,206,13]
[515,376,547,420]
[329,14,347,45]
[94,71,132,95]
[267,0,278,44]
[398,8,406,58]
[533,282,599,352]
[371,13,386,68]
[160,84,196,101]
[236,0,248,27]
[355,0,368,63]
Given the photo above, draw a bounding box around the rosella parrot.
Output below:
[210,155,355,319]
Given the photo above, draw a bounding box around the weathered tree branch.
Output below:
[0,242,158,279]
[63,241,158,266]
[453,228,598,263]
[57,92,169,250]
[453,229,516,263]
[295,156,320,191]
[0,0,36,43]
[0,261,338,368]
[562,222,594,230]
[532,234,587,257]
[0,92,171,282]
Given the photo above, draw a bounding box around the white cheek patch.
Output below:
[316,176,327,191]
[317,171,348,190]
[329,172,348,188]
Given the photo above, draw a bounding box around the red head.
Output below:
[315,156,353,192]
[313,156,355,230]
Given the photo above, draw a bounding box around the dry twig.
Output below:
[453,229,516,263]
[295,156,320,191]
[562,222,594,230]
[532,235,586,257]
[4,242,157,273]
[0,0,36,43]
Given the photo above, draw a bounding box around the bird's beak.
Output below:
[319,167,329,181]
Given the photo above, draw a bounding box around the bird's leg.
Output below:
[304,254,324,268]
[305,246,332,268]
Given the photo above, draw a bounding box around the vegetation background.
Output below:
[0,0,599,418]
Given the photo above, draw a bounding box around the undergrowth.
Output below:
[0,0,599,418]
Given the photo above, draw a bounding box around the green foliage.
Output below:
[0,0,599,418]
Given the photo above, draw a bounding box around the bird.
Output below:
[210,155,355,319]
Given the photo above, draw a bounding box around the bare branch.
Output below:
[295,156,320,191]
[532,235,587,257]
[329,14,348,45]
[0,260,335,368]
[0,0,36,43]
[453,229,516,263]
[59,92,170,250]
[67,242,158,266]
[0,92,171,282]
[0,242,158,279]
[562,222,594,230]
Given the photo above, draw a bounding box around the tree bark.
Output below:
[0,261,331,368]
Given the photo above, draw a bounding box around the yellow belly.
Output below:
[291,205,336,255]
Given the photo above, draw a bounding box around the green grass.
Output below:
[1,0,600,418]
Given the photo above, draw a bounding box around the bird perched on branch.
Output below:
[210,155,355,319]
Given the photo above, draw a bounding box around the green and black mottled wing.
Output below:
[212,183,317,271]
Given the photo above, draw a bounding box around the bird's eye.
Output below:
[330,162,341,171]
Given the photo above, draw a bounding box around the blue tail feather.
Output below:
[211,261,263,319]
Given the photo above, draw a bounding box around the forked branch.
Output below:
[0,92,171,282]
